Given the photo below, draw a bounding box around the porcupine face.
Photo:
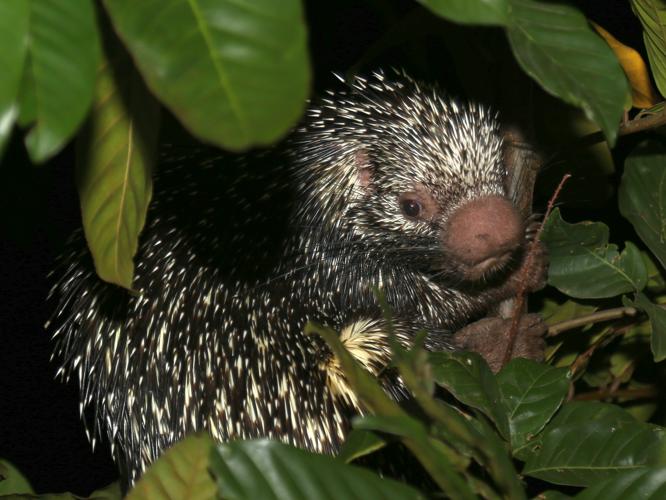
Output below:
[332,73,524,285]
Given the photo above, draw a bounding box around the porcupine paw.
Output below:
[452,313,547,373]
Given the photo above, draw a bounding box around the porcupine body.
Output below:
[49,72,521,482]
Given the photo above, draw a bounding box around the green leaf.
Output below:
[429,351,510,440]
[0,0,29,157]
[497,359,569,457]
[417,0,508,26]
[18,0,101,163]
[103,0,310,151]
[77,42,160,290]
[0,459,34,495]
[338,429,388,464]
[642,250,666,291]
[631,0,666,98]
[632,293,666,362]
[619,141,666,270]
[126,434,217,500]
[506,0,629,145]
[575,467,666,500]
[210,439,426,500]
[523,402,666,486]
[541,208,648,298]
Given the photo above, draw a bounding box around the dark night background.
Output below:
[0,1,645,495]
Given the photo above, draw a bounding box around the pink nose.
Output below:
[444,196,523,266]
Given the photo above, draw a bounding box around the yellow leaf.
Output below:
[593,21,660,108]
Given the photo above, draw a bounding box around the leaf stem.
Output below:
[547,306,638,337]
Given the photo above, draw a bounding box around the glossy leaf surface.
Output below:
[103,0,310,151]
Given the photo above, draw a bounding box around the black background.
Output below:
[0,0,643,495]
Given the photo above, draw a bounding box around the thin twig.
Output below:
[573,385,658,401]
[501,174,571,367]
[547,307,638,337]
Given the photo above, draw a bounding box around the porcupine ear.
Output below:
[354,149,374,191]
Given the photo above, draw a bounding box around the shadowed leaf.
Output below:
[523,402,666,486]
[619,141,666,271]
[630,293,666,362]
[497,359,570,457]
[77,41,160,289]
[429,351,510,440]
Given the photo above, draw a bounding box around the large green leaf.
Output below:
[127,434,217,500]
[103,0,310,151]
[418,0,508,26]
[523,402,666,486]
[619,141,666,270]
[506,0,629,145]
[541,208,648,298]
[0,1,28,157]
[17,0,101,163]
[497,359,569,457]
[210,440,425,500]
[631,0,666,98]
[429,351,510,440]
[575,467,666,500]
[77,43,160,290]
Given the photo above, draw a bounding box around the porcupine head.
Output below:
[290,71,524,311]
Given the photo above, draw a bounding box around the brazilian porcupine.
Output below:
[48,71,546,482]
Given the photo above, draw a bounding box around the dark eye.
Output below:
[400,198,422,218]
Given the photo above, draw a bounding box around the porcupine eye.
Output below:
[398,189,437,221]
[400,197,422,218]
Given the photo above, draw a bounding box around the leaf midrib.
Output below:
[185,0,249,141]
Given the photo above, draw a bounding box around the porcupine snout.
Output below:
[444,196,523,280]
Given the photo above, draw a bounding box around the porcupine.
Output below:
[48,71,547,483]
